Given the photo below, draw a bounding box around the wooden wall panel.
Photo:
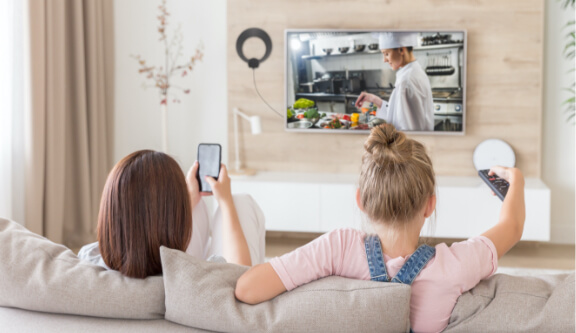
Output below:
[228,0,543,177]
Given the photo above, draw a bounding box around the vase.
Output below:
[160,102,168,153]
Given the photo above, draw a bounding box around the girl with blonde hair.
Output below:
[235,124,525,333]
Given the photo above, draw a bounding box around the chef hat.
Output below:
[378,32,418,49]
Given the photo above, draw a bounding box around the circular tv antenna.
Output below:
[236,28,272,69]
[473,139,516,171]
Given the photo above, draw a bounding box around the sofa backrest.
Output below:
[0,218,166,319]
[160,246,412,332]
[445,271,575,332]
[0,217,414,332]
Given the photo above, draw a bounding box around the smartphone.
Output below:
[196,143,222,193]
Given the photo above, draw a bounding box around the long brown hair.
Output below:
[359,124,435,227]
[97,150,192,278]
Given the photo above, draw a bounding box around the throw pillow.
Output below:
[161,246,412,333]
[0,218,165,319]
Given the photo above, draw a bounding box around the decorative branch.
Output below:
[131,0,203,105]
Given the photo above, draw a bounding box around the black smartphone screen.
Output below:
[197,143,222,193]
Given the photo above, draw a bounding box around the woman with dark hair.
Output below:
[78,150,265,278]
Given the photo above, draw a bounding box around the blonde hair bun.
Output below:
[364,123,409,166]
[359,123,435,224]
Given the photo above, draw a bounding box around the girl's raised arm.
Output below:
[481,166,526,259]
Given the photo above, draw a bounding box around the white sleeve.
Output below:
[397,78,434,131]
[209,194,266,265]
[375,99,389,119]
[186,199,212,260]
[77,242,110,269]
[399,85,420,130]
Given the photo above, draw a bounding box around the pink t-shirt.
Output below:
[269,228,498,333]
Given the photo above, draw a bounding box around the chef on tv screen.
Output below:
[285,30,466,134]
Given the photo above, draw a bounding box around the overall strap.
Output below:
[365,235,436,285]
[365,235,389,282]
[391,244,436,285]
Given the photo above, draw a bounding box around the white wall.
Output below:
[113,0,228,170]
[542,1,575,244]
[113,1,575,244]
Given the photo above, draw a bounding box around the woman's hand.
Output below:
[185,161,211,210]
[205,164,233,207]
[355,92,383,108]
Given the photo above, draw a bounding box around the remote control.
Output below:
[478,169,509,201]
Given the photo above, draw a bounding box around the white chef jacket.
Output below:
[376,61,434,131]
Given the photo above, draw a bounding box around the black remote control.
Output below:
[478,169,509,201]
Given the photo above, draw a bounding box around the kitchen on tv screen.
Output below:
[285,30,466,135]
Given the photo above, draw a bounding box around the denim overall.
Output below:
[364,235,436,332]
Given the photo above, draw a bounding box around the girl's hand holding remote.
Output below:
[482,166,525,259]
[488,166,523,187]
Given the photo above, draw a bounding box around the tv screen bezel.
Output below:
[284,28,467,136]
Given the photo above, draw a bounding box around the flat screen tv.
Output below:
[285,29,467,135]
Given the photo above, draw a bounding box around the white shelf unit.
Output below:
[231,172,551,241]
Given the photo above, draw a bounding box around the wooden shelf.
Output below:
[414,43,463,51]
[301,44,463,60]
[302,50,380,60]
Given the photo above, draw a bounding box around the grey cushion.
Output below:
[0,218,165,319]
[160,246,412,333]
[444,273,576,332]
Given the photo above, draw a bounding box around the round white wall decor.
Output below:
[473,139,516,171]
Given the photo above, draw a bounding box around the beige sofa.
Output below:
[0,218,574,332]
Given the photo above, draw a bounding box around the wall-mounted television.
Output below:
[285,29,467,135]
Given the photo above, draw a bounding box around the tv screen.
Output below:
[285,29,466,134]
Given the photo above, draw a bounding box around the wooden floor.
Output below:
[266,232,575,270]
